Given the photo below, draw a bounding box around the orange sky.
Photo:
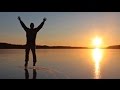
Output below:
[0,12,120,47]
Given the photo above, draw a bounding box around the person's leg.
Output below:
[25,45,30,67]
[31,45,37,66]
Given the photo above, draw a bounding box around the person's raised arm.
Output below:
[18,16,28,31]
[35,17,47,32]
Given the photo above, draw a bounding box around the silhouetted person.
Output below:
[18,16,47,67]
[24,68,37,79]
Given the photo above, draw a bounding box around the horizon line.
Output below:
[0,42,119,48]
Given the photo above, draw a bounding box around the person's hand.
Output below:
[43,17,47,22]
[18,16,21,21]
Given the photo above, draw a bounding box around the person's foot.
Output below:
[25,65,28,69]
[25,61,28,67]
[33,66,36,69]
[33,62,36,66]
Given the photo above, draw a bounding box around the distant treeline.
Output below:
[106,45,120,49]
[1,43,120,49]
[0,43,89,49]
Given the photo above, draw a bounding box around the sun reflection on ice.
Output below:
[92,48,103,79]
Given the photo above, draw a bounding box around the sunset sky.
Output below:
[0,12,120,47]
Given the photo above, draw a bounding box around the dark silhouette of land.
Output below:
[0,43,120,49]
[1,42,120,49]
[106,45,120,49]
[0,43,89,49]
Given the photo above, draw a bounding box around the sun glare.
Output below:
[93,37,102,48]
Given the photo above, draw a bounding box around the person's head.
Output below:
[30,23,34,29]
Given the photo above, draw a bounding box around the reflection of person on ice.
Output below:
[24,68,37,79]
[18,16,47,67]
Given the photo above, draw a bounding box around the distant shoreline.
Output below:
[0,42,120,49]
[0,43,89,49]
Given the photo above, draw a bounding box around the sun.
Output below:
[93,37,102,48]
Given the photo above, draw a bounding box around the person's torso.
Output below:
[26,29,37,44]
